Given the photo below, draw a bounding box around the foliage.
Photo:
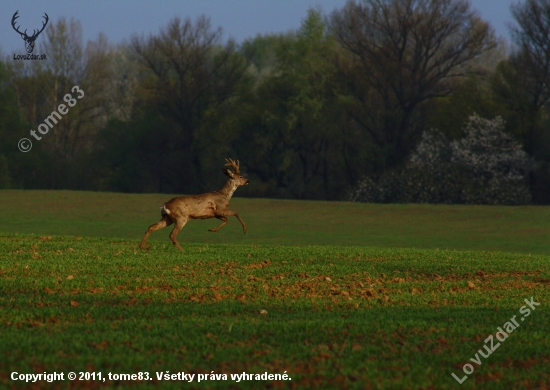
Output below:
[226,9,352,199]
[0,155,10,189]
[0,62,54,189]
[1,1,550,203]
[330,0,496,170]
[351,115,533,204]
[130,16,247,193]
[490,0,550,203]
[449,116,533,204]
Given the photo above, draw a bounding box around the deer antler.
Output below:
[224,158,240,175]
[11,11,49,40]
[30,13,49,39]
[11,11,25,37]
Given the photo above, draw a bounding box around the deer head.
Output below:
[12,11,49,54]
[223,158,249,186]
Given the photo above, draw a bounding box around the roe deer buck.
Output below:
[139,158,249,252]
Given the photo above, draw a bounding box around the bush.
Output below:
[350,115,533,205]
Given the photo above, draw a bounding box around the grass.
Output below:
[0,190,549,389]
[0,190,549,255]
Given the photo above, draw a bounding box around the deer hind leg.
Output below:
[140,216,173,250]
[169,218,187,252]
[224,210,247,234]
[208,216,228,232]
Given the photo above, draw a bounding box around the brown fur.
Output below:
[139,159,249,252]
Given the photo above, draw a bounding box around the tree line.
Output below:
[1,0,549,204]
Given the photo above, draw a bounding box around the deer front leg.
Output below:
[140,217,172,250]
[169,218,187,252]
[224,210,247,234]
[209,216,228,232]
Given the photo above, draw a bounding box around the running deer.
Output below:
[139,158,249,252]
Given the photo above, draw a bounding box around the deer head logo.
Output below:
[11,11,49,54]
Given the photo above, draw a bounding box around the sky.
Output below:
[1,0,517,54]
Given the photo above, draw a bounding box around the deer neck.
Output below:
[216,179,238,200]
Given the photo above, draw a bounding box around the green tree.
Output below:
[227,9,355,199]
[0,61,53,189]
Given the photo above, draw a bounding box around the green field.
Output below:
[0,190,549,389]
[1,190,549,255]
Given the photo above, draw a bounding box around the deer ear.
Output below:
[223,168,234,177]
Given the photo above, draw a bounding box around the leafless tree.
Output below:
[39,19,112,158]
[492,0,550,155]
[504,0,550,201]
[8,18,112,160]
[331,0,496,167]
[131,16,247,191]
[105,45,139,122]
[509,0,550,113]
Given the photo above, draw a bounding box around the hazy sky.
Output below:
[1,0,517,54]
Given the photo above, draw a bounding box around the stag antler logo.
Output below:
[11,10,49,54]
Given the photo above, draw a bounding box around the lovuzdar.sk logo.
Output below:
[11,10,48,61]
